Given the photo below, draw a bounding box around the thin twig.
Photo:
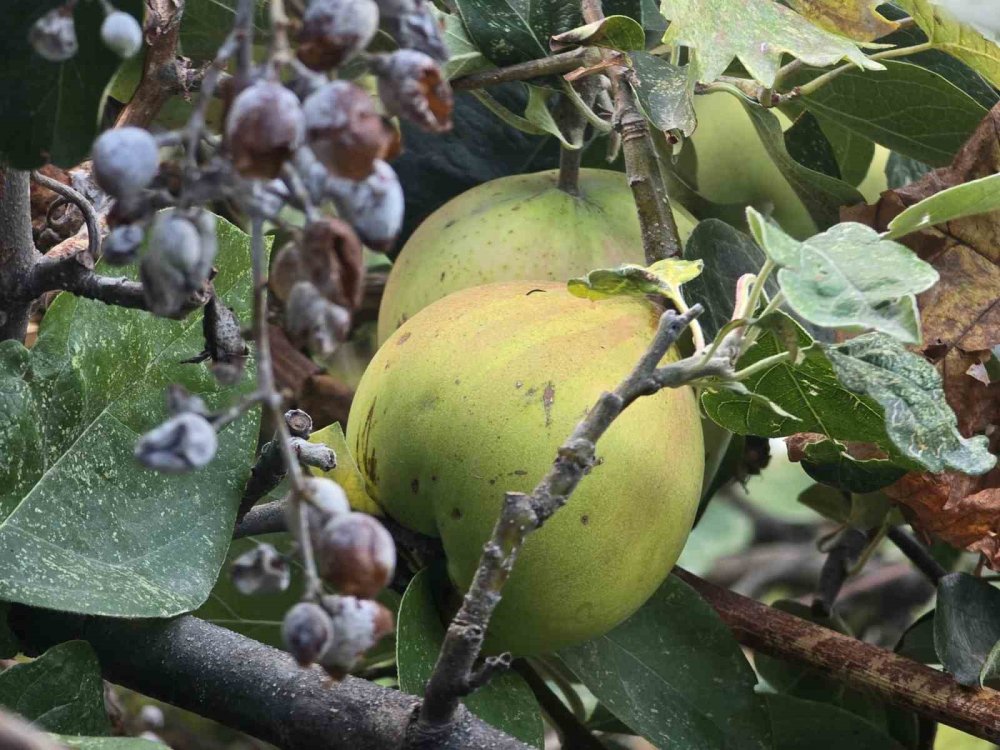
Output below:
[411,305,704,741]
[888,526,947,584]
[30,171,101,260]
[451,48,598,90]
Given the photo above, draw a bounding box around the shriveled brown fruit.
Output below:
[270,218,364,309]
[303,81,394,180]
[225,81,305,179]
[297,0,379,71]
[373,50,453,133]
[317,512,396,598]
[842,101,1000,566]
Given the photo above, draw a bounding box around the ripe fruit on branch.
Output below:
[298,0,379,71]
[349,281,704,655]
[92,126,159,198]
[377,168,697,343]
[226,81,305,179]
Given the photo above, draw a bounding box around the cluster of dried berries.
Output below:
[30,1,142,62]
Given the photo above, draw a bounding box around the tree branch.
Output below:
[0,168,40,342]
[412,305,704,742]
[674,568,1000,742]
[8,609,532,750]
[888,526,947,584]
[30,170,101,260]
[451,48,598,91]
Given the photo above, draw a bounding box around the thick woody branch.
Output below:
[412,306,704,741]
[30,253,149,310]
[31,170,101,260]
[675,568,1000,742]
[451,48,598,91]
[9,610,531,750]
[0,168,39,342]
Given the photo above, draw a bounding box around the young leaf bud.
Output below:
[285,476,351,549]
[297,0,379,71]
[29,5,78,62]
[375,0,448,62]
[101,224,144,266]
[284,281,352,356]
[326,161,404,252]
[318,595,394,679]
[372,50,452,133]
[135,412,218,473]
[140,210,215,317]
[226,81,305,179]
[290,437,337,471]
[317,513,396,598]
[101,10,143,58]
[92,127,160,198]
[231,544,291,595]
[303,81,393,180]
[282,602,334,666]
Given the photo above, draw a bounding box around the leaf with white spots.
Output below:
[0,217,260,617]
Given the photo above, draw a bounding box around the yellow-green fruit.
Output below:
[376,168,697,344]
[687,92,816,239]
[349,281,703,655]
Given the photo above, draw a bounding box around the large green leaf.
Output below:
[0,217,260,617]
[796,61,989,168]
[934,573,1000,687]
[784,111,842,180]
[0,0,143,168]
[396,566,544,747]
[660,0,881,86]
[179,0,269,62]
[559,575,771,750]
[629,53,696,136]
[765,694,906,750]
[887,172,1000,238]
[701,313,889,444]
[454,0,581,66]
[57,739,166,750]
[825,334,997,475]
[895,0,1000,88]
[742,102,865,230]
[0,641,109,736]
[438,9,492,79]
[747,211,940,343]
[797,440,907,493]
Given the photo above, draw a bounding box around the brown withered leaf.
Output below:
[842,102,1000,565]
[787,0,899,42]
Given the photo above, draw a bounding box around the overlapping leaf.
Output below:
[895,0,1000,87]
[629,54,697,136]
[887,172,1000,238]
[785,0,898,41]
[550,15,645,52]
[660,0,883,86]
[568,258,703,308]
[0,217,260,617]
[934,573,1000,687]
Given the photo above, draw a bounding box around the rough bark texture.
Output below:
[0,168,39,341]
[9,609,532,750]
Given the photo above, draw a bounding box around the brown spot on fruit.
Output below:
[396,332,411,346]
[542,381,555,427]
[411,478,419,494]
[450,507,462,520]
[581,515,589,526]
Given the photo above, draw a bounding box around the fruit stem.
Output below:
[557,146,582,195]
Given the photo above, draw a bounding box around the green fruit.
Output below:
[686,92,816,238]
[349,281,703,655]
[377,168,697,343]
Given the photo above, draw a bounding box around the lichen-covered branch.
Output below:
[411,305,704,743]
[0,168,40,341]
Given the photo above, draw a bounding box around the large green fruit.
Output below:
[377,168,697,343]
[349,281,703,655]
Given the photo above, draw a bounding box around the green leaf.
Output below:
[470,85,579,148]
[0,641,109,735]
[798,440,908,493]
[895,0,1000,88]
[784,112,842,179]
[766,694,906,750]
[814,115,877,186]
[747,210,939,343]
[455,0,581,66]
[825,334,997,475]
[567,258,703,307]
[742,101,865,230]
[796,61,989,168]
[784,0,899,41]
[606,0,668,48]
[55,738,166,750]
[682,220,777,342]
[629,54,696,136]
[895,610,938,664]
[551,15,645,52]
[179,0,269,62]
[887,173,1000,238]
[396,566,544,747]
[437,9,493,79]
[559,575,772,750]
[701,313,891,446]
[0,1,142,168]
[886,152,933,190]
[0,217,261,617]
[797,482,852,523]
[934,573,1000,687]
[0,604,17,659]
[660,0,882,87]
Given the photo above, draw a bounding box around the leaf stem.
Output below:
[796,43,934,98]
[451,48,598,90]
